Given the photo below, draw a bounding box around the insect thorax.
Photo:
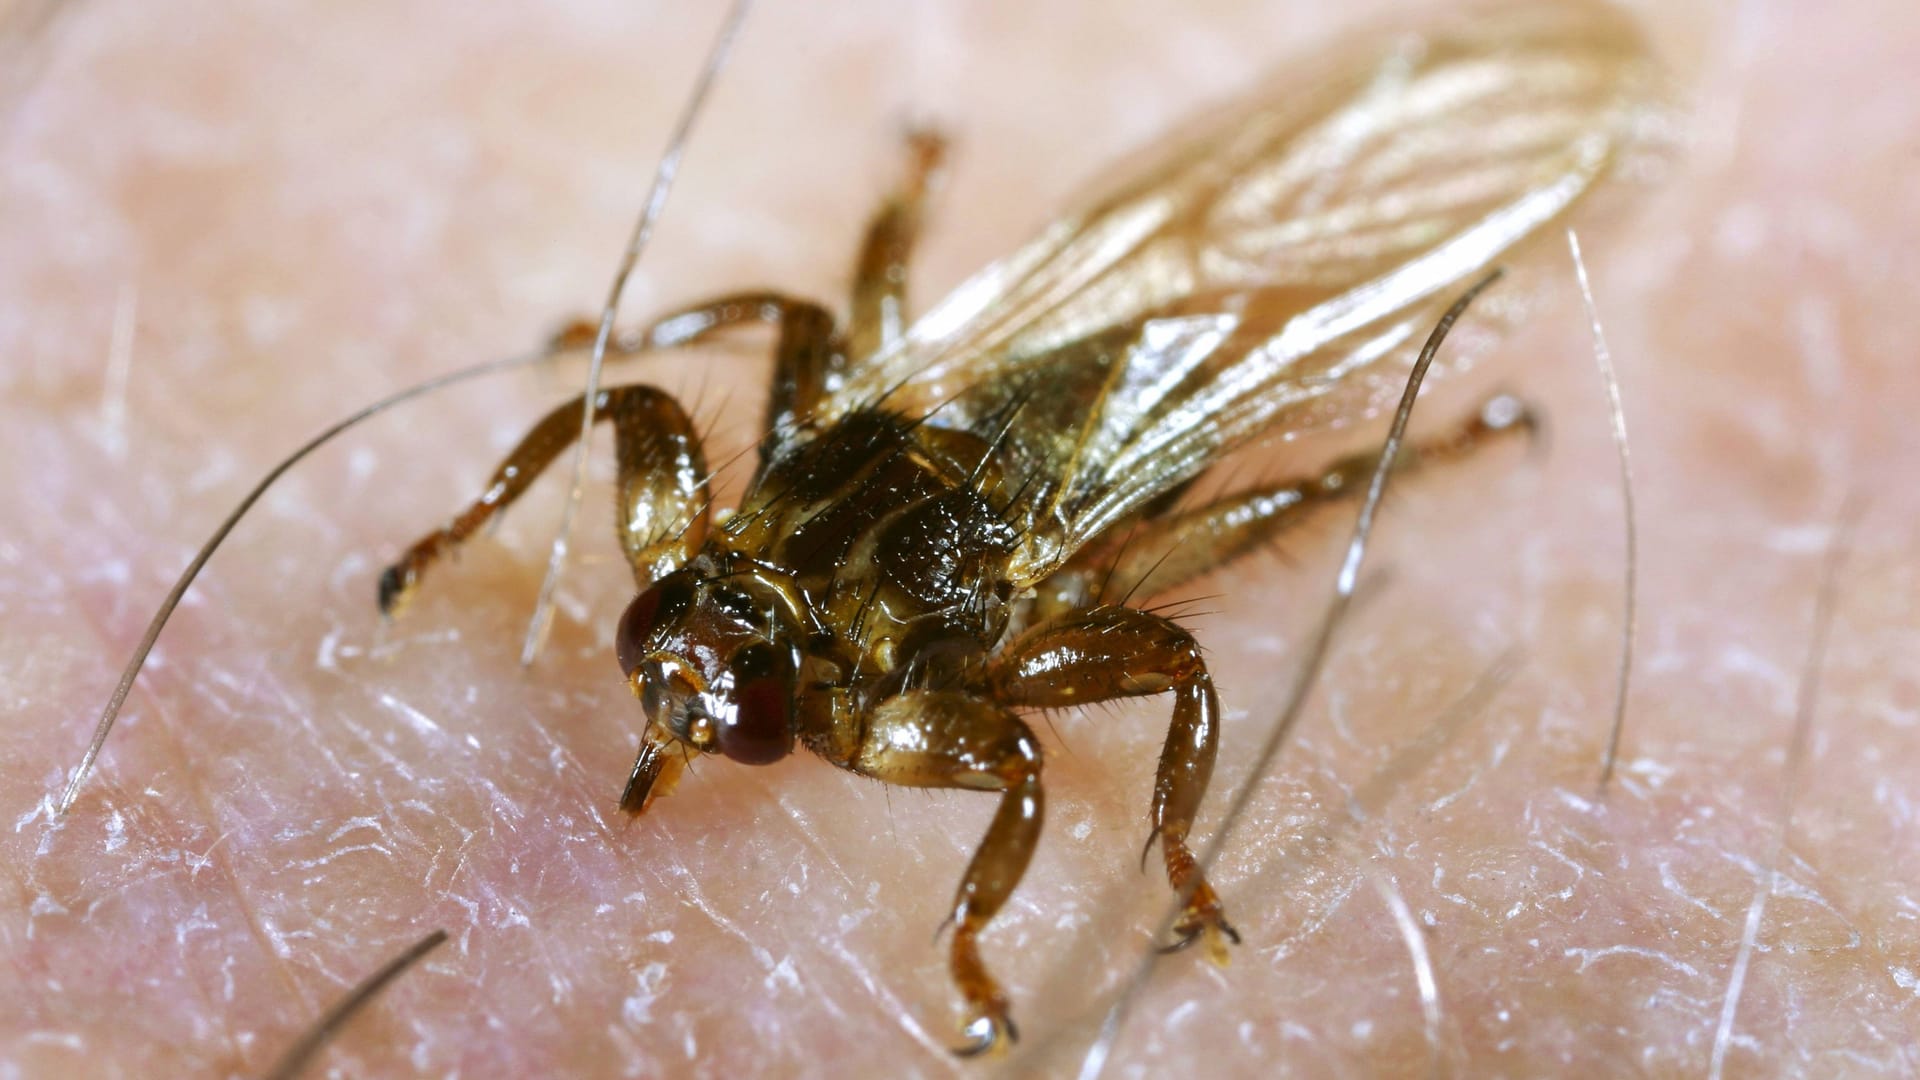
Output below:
[711,409,1022,686]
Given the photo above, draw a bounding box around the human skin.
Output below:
[3,0,1918,1076]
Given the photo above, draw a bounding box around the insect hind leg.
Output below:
[989,605,1238,962]
[845,127,947,362]
[1055,393,1540,610]
[378,383,707,616]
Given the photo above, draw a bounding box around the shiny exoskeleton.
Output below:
[378,4,1656,1054]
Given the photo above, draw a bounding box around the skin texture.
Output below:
[4,0,1918,1075]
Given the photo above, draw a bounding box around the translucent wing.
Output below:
[827,1,1666,585]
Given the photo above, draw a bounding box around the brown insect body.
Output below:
[625,407,1026,783]
[375,1,1659,1054]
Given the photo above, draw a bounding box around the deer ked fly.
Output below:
[369,1,1660,1054]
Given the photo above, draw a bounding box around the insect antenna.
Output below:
[1569,228,1641,792]
[1073,268,1505,1080]
[53,343,617,819]
[261,928,448,1080]
[521,0,754,667]
[54,7,776,821]
[1707,496,1860,1080]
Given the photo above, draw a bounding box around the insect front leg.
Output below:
[1031,394,1539,618]
[851,689,1043,1056]
[989,605,1238,961]
[845,128,947,362]
[377,384,707,615]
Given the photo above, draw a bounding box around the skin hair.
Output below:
[4,0,1917,1074]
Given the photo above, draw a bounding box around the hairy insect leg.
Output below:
[554,291,842,459]
[988,606,1237,962]
[378,384,707,616]
[1034,394,1540,617]
[845,128,948,363]
[852,690,1042,1056]
[644,293,841,452]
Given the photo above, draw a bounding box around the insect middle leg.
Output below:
[1034,393,1539,617]
[845,128,947,362]
[554,290,841,456]
[851,689,1043,1055]
[988,606,1238,961]
[377,383,708,615]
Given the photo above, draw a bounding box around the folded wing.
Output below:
[826,1,1667,585]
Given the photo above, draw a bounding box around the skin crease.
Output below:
[3,0,1919,1075]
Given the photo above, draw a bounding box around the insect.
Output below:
[369,0,1659,1054]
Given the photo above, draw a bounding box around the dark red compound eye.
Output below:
[615,574,694,677]
[717,642,794,764]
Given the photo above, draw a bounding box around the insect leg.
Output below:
[639,293,840,449]
[377,384,707,616]
[851,689,1042,1056]
[845,128,946,363]
[1037,394,1539,617]
[987,606,1236,961]
[553,291,841,454]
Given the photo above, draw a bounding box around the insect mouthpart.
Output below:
[617,728,686,816]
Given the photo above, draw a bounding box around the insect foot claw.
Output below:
[952,1007,1018,1057]
[1157,895,1240,966]
[376,559,419,619]
[1154,922,1202,955]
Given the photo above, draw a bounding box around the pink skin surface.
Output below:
[4,1,1919,1075]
